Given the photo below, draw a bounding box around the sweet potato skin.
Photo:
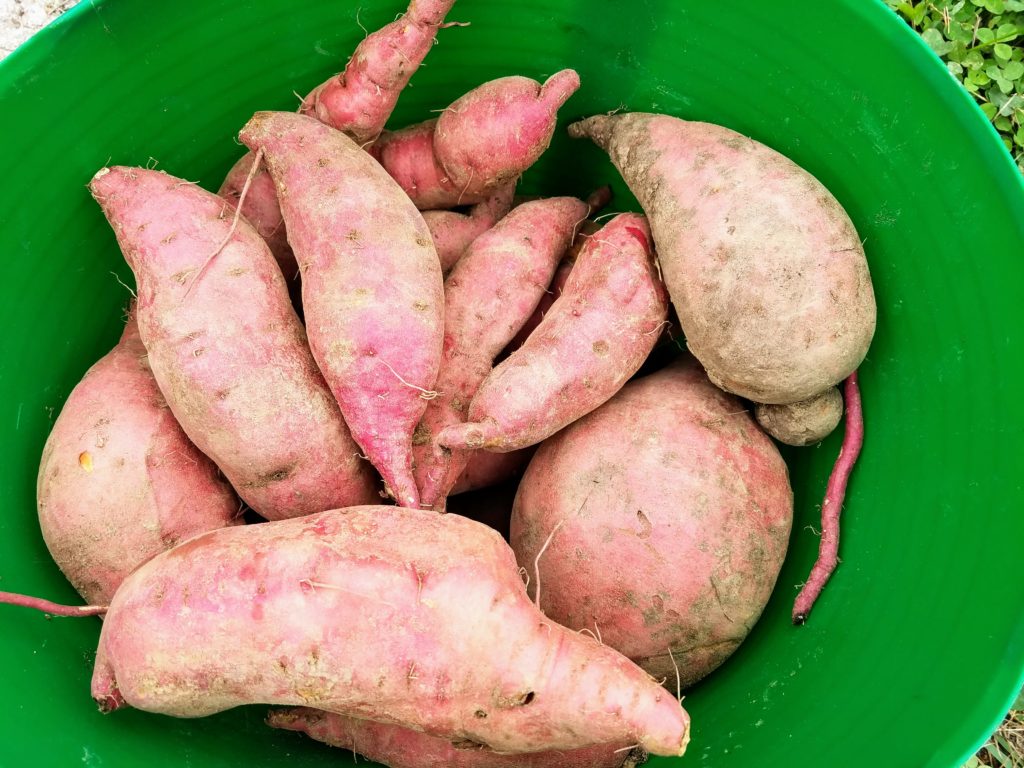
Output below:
[755,386,843,446]
[437,214,668,453]
[373,72,580,210]
[569,112,876,404]
[422,184,517,272]
[268,707,643,768]
[301,0,457,145]
[91,506,689,757]
[218,153,297,280]
[240,111,444,509]
[414,197,590,508]
[89,167,378,520]
[510,359,793,687]
[450,448,532,496]
[36,315,239,605]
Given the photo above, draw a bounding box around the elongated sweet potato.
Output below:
[268,707,645,768]
[240,111,444,509]
[301,0,458,145]
[437,214,668,454]
[218,153,296,280]
[414,197,590,509]
[371,71,580,210]
[510,359,793,687]
[220,0,456,282]
[37,313,239,605]
[89,167,378,520]
[568,112,876,404]
[423,184,516,272]
[90,506,690,757]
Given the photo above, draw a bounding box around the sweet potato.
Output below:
[240,111,444,509]
[510,359,793,687]
[220,0,456,281]
[218,153,296,280]
[414,197,590,509]
[450,448,532,496]
[268,708,645,768]
[370,71,580,210]
[422,184,516,273]
[568,112,876,404]
[301,0,458,145]
[755,386,843,446]
[36,313,239,605]
[90,506,690,757]
[437,213,668,454]
[503,258,574,355]
[89,167,378,520]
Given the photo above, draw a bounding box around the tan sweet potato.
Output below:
[569,112,876,404]
[755,386,844,446]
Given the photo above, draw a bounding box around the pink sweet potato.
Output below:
[219,0,456,282]
[268,707,645,768]
[89,167,378,520]
[301,0,458,145]
[37,313,239,605]
[568,112,876,404]
[370,71,580,210]
[240,111,444,509]
[503,258,574,355]
[450,447,532,496]
[510,358,793,687]
[218,153,297,280]
[413,197,589,509]
[91,506,690,757]
[437,214,668,454]
[422,184,516,272]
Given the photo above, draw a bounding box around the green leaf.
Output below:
[1014,126,1024,145]
[1005,0,1024,9]
[983,0,1005,12]
[965,50,987,68]
[969,68,992,85]
[987,63,1005,79]
[996,115,1013,130]
[923,27,956,55]
[997,76,1015,93]
[948,60,966,76]
[996,22,1019,40]
[995,42,1014,59]
[981,101,1000,118]
[978,26,996,44]
[1002,60,1024,78]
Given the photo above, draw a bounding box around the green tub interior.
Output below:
[1,1,1022,766]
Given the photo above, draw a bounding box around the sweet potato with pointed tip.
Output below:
[510,359,793,688]
[218,153,296,280]
[414,196,590,509]
[91,506,690,757]
[268,707,646,768]
[89,166,378,520]
[423,184,516,273]
[37,313,239,605]
[371,71,580,210]
[568,112,876,404]
[240,111,444,509]
[219,0,456,280]
[437,213,668,454]
[301,0,458,145]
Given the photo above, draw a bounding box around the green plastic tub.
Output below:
[1,1,1022,766]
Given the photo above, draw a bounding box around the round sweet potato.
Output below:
[510,358,793,687]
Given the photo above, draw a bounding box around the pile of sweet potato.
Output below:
[3,1,877,766]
